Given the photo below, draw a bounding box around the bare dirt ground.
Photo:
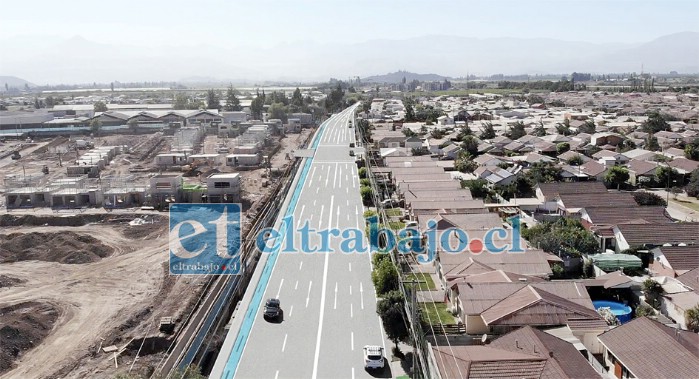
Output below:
[0,129,313,378]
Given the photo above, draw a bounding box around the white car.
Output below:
[363,345,385,370]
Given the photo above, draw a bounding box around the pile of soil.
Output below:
[0,275,24,288]
[120,218,167,240]
[0,302,59,375]
[0,232,113,264]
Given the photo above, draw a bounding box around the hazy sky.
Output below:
[2,0,697,48]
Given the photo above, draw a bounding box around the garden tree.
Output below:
[528,94,545,104]
[633,191,667,206]
[402,128,416,137]
[361,100,371,113]
[173,92,190,109]
[684,138,699,160]
[206,89,221,110]
[429,128,445,139]
[250,95,265,120]
[567,154,584,166]
[371,258,399,294]
[404,101,416,122]
[461,179,491,199]
[642,278,664,309]
[635,304,655,318]
[579,120,596,134]
[376,290,409,349]
[360,185,374,206]
[641,111,670,133]
[521,218,601,257]
[419,125,427,135]
[357,119,372,142]
[645,134,661,151]
[454,152,478,173]
[325,83,345,112]
[526,162,562,184]
[685,305,699,332]
[110,82,114,92]
[291,87,304,107]
[533,121,547,137]
[496,176,534,200]
[617,139,637,153]
[460,135,480,157]
[457,124,473,140]
[686,168,699,198]
[506,121,526,140]
[93,101,108,112]
[411,147,430,156]
[267,102,288,123]
[551,263,565,279]
[358,167,368,179]
[555,118,572,136]
[656,165,679,189]
[224,85,242,111]
[479,122,496,140]
[556,142,570,154]
[90,118,101,135]
[45,96,55,108]
[127,118,139,132]
[604,165,630,190]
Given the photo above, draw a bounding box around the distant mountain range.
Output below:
[363,70,448,83]
[1,32,697,85]
[0,75,35,91]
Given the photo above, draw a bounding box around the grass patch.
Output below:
[405,273,436,290]
[672,199,699,212]
[385,208,402,217]
[388,221,405,230]
[420,302,456,325]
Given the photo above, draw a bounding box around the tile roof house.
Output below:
[451,281,603,335]
[597,317,699,379]
[613,222,699,251]
[667,157,699,175]
[650,245,699,277]
[627,159,659,185]
[430,326,602,379]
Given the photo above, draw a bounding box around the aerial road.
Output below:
[211,105,390,379]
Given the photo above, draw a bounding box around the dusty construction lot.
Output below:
[0,128,313,378]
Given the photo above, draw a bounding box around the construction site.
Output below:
[0,122,314,378]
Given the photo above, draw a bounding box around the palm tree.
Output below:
[685,305,699,332]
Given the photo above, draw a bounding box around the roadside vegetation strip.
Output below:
[419,302,456,325]
[222,114,332,378]
[405,273,436,291]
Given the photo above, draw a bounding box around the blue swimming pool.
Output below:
[593,300,633,324]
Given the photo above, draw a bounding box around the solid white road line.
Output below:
[311,195,333,379]
[306,281,312,307]
[298,204,305,222]
[351,331,354,350]
[350,303,353,318]
[276,278,284,298]
[318,205,324,229]
[333,163,339,188]
[289,305,294,317]
[352,367,355,379]
[282,334,288,352]
[275,370,279,379]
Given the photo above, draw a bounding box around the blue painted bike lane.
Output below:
[221,121,329,378]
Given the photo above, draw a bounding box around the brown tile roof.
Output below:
[616,223,699,246]
[431,345,546,379]
[584,206,671,226]
[566,318,609,331]
[627,159,658,176]
[598,317,699,379]
[668,157,699,173]
[481,286,601,327]
[658,245,699,271]
[440,247,553,278]
[559,192,638,210]
[440,212,503,231]
[677,267,699,291]
[537,182,607,199]
[489,326,602,379]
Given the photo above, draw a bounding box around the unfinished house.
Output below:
[101,175,147,208]
[48,176,96,208]
[172,126,204,151]
[149,173,183,208]
[206,173,241,203]
[3,174,50,208]
[67,145,121,178]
